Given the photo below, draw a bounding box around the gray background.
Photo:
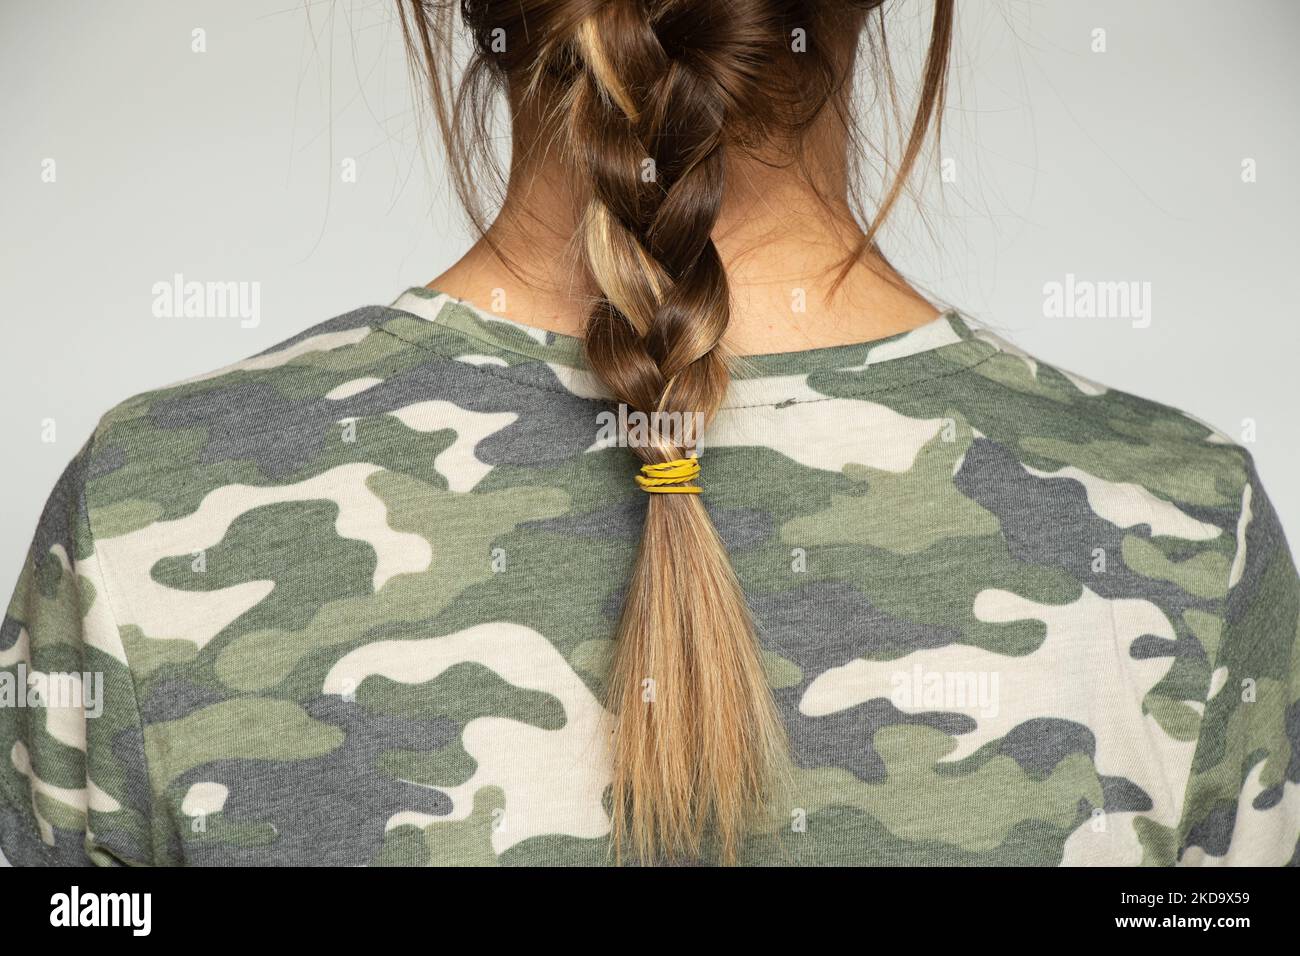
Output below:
[2,0,1297,592]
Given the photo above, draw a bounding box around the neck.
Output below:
[428,115,939,355]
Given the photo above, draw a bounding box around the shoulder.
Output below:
[955,322,1254,512]
[927,320,1271,610]
[83,302,444,465]
[73,304,415,521]
[73,298,588,528]
[94,303,397,430]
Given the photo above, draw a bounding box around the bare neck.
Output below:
[428,124,939,356]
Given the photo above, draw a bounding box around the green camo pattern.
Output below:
[3,287,1297,866]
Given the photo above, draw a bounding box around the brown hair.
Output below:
[397,0,954,863]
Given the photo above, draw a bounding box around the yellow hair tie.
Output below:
[635,457,702,494]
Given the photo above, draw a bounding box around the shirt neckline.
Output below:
[387,286,1003,407]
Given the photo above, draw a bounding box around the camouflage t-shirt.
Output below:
[3,287,1298,866]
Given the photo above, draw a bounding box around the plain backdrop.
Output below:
[2,0,1298,591]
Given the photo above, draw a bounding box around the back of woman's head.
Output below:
[398,0,953,863]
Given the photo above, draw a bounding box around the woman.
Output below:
[2,0,1296,866]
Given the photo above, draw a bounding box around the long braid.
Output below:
[569,1,786,862]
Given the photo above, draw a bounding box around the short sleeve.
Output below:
[1177,451,1300,865]
[0,436,154,865]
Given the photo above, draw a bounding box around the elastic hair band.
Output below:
[635,457,702,495]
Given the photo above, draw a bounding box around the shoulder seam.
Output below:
[1170,450,1252,865]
